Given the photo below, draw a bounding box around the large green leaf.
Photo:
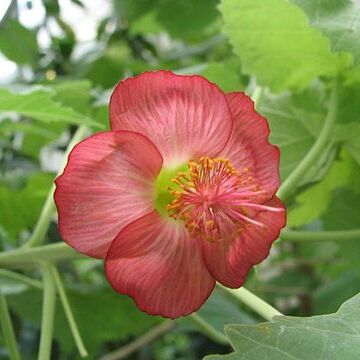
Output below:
[291,0,360,66]
[0,19,38,65]
[206,293,360,360]
[0,88,101,128]
[220,0,343,92]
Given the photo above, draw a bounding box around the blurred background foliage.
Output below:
[0,0,360,359]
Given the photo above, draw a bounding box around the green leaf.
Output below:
[335,123,360,166]
[0,88,102,128]
[334,83,360,165]
[291,0,360,66]
[83,44,131,88]
[181,290,255,334]
[130,10,163,35]
[259,86,326,180]
[8,286,161,355]
[114,0,155,22]
[201,61,244,92]
[288,150,360,227]
[206,292,360,360]
[0,19,38,65]
[156,0,219,40]
[220,0,343,92]
[51,80,92,115]
[0,173,53,242]
[322,188,360,272]
[314,271,360,315]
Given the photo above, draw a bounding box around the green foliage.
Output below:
[1,0,360,359]
[259,85,325,180]
[206,293,360,360]
[156,0,219,40]
[220,0,344,92]
[0,88,101,128]
[291,0,360,66]
[0,19,38,65]
[288,151,360,227]
[8,286,160,355]
[0,173,53,243]
[201,61,244,92]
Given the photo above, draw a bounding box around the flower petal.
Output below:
[54,131,163,258]
[201,197,286,288]
[105,211,215,318]
[220,92,280,198]
[110,71,232,167]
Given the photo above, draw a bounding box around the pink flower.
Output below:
[54,71,286,319]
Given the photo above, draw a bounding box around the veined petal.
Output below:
[105,211,215,318]
[201,197,286,288]
[110,71,233,167]
[54,131,163,258]
[220,92,280,199]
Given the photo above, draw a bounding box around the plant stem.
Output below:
[22,125,88,249]
[277,80,339,203]
[99,320,174,360]
[281,228,360,242]
[51,267,88,358]
[0,243,86,268]
[0,269,43,290]
[0,287,21,360]
[38,263,57,360]
[189,313,229,345]
[218,284,283,321]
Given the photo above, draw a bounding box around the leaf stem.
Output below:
[217,284,283,321]
[0,243,85,268]
[38,263,57,360]
[189,313,229,345]
[0,269,43,290]
[0,287,21,360]
[281,228,360,242]
[277,79,339,203]
[50,266,88,358]
[99,320,174,360]
[22,125,88,249]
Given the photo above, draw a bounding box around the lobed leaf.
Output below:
[220,0,343,92]
[206,293,360,360]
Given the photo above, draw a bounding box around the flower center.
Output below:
[165,157,277,242]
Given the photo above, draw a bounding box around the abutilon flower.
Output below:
[54,71,286,319]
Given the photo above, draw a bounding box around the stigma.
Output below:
[167,157,280,242]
